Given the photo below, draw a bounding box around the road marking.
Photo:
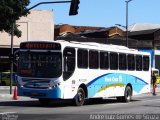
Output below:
[0,112,18,120]
[0,112,17,115]
[103,102,131,107]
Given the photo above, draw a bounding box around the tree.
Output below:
[0,0,30,37]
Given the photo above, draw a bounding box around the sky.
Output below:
[28,0,160,27]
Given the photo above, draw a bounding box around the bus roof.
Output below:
[20,40,150,55]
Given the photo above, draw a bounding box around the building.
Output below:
[55,23,160,72]
[127,23,160,49]
[0,10,54,48]
[55,23,160,49]
[55,24,126,45]
[0,10,54,74]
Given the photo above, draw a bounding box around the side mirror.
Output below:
[63,57,68,72]
[14,50,20,66]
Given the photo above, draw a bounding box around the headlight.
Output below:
[49,80,61,89]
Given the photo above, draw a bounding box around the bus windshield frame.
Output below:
[17,50,62,78]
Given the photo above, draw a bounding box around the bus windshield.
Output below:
[17,51,62,78]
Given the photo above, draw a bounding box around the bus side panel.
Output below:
[86,72,125,98]
[63,85,78,99]
[132,71,151,95]
[86,72,150,98]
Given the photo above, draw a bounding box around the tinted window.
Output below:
[119,53,127,70]
[89,50,99,69]
[77,49,88,68]
[143,56,150,71]
[136,55,142,71]
[128,54,135,70]
[17,51,62,78]
[100,52,109,69]
[110,52,118,70]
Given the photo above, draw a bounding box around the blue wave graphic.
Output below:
[86,73,148,97]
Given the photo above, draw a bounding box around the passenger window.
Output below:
[143,56,150,71]
[89,50,99,69]
[77,49,88,68]
[127,54,135,70]
[119,53,127,70]
[110,52,118,70]
[100,52,109,69]
[136,55,142,71]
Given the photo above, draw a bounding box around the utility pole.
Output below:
[10,22,14,94]
[126,0,133,47]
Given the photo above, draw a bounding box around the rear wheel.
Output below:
[74,87,85,106]
[123,86,132,102]
[117,86,132,103]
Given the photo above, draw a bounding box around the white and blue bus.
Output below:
[15,40,151,106]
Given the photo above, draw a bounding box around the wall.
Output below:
[0,10,54,48]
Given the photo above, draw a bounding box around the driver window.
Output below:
[63,47,75,80]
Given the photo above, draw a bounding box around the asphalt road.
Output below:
[0,93,160,120]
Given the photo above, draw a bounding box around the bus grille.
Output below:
[22,78,51,89]
[22,78,50,83]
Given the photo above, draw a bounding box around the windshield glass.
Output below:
[17,51,62,78]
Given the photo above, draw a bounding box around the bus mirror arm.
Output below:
[13,50,20,66]
[63,57,68,72]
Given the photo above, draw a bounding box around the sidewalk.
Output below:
[0,86,15,99]
[0,86,34,101]
[0,86,14,95]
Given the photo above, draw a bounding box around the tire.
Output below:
[123,86,132,102]
[74,87,85,106]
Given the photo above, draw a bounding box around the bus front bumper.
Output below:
[17,86,62,99]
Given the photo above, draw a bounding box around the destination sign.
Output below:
[20,42,61,50]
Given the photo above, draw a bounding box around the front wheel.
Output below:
[74,87,85,106]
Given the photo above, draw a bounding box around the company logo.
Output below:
[105,75,123,83]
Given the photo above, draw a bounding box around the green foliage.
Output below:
[0,0,30,37]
